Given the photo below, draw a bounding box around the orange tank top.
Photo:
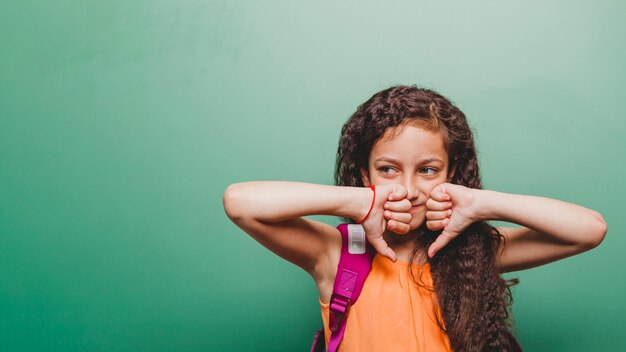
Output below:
[319,253,453,352]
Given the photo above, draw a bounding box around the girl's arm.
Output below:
[222,181,372,277]
[475,190,608,273]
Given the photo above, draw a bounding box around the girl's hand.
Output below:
[360,184,413,262]
[425,183,481,258]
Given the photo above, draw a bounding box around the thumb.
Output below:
[427,229,457,258]
[370,237,397,262]
[432,183,451,202]
[388,184,407,201]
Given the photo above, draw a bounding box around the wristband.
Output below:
[356,185,376,224]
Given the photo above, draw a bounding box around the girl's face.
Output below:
[360,123,455,233]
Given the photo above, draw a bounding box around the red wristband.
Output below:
[356,185,376,224]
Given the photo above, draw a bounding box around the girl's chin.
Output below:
[386,219,426,236]
[408,218,428,234]
[410,216,426,229]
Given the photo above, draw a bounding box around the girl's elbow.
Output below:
[223,184,246,221]
[587,211,608,249]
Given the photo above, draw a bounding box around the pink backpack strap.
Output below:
[311,223,372,352]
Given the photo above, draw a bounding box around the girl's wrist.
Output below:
[334,186,376,221]
[472,189,496,222]
[356,185,376,223]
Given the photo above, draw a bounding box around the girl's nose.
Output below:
[406,189,420,203]
[404,179,420,202]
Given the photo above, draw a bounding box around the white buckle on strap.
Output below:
[347,224,366,254]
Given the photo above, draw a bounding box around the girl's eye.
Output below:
[379,166,438,175]
[379,166,396,174]
[420,167,438,175]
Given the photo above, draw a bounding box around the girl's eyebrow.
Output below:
[374,156,444,164]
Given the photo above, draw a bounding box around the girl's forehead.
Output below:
[372,125,448,160]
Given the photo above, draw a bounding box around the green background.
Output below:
[1,1,624,351]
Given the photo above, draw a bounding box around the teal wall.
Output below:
[1,1,624,351]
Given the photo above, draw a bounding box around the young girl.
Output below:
[222,85,607,352]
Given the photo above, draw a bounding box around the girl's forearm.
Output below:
[475,189,607,246]
[223,181,371,223]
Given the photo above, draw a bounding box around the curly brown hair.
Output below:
[334,85,522,352]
